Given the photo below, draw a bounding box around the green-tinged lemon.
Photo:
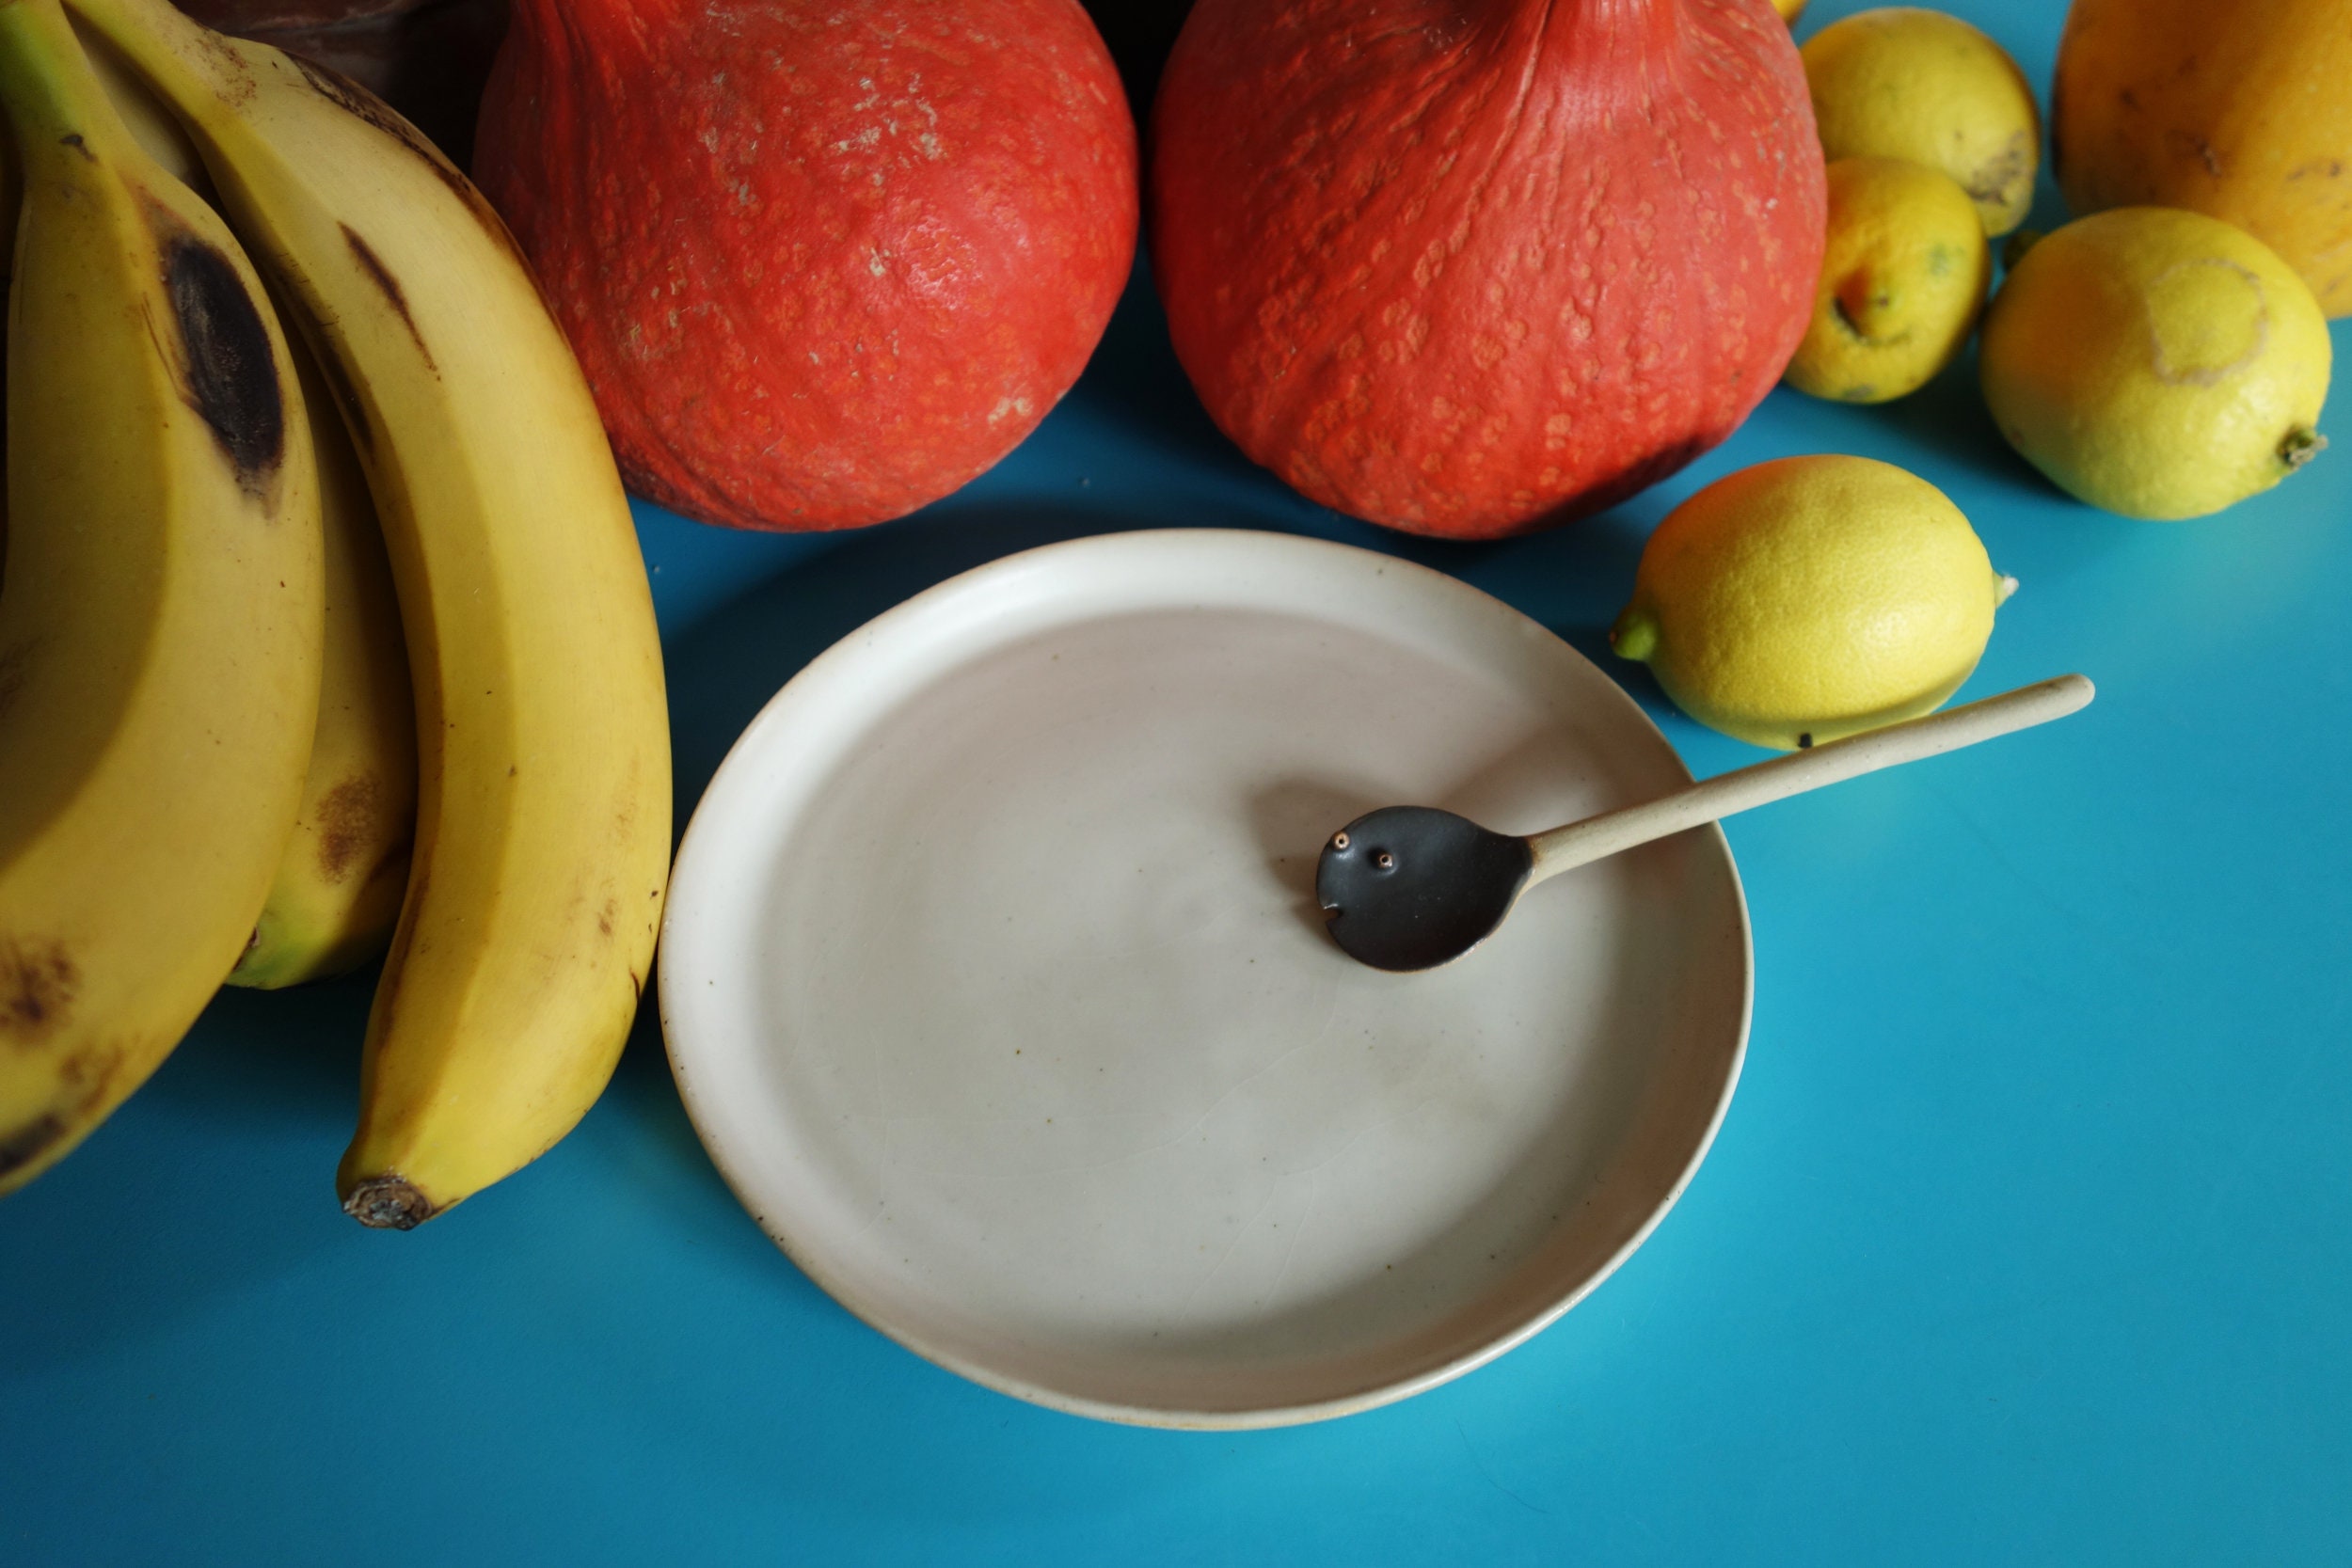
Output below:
[1802,8,2041,236]
[1787,157,1990,404]
[1611,456,2014,751]
[1979,208,2331,519]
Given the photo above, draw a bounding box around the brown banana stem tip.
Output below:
[342,1175,436,1229]
[2280,427,2328,469]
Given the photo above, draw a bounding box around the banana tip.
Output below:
[342,1175,437,1229]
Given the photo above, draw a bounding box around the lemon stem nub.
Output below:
[2280,427,2327,470]
[1610,609,1660,662]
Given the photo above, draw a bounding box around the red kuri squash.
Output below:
[474,0,1138,531]
[1151,0,1824,539]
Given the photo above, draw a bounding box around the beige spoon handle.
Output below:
[1524,674,2095,887]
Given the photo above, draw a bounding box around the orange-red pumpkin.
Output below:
[474,0,1137,531]
[1151,0,1824,539]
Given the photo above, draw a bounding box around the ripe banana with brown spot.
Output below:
[0,0,322,1194]
[71,0,670,1226]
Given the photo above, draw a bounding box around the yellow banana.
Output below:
[229,322,416,990]
[0,0,321,1194]
[71,0,671,1227]
[56,24,418,990]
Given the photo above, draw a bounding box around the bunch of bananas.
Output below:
[0,0,670,1225]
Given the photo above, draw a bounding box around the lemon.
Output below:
[1979,208,2331,519]
[1802,8,2041,236]
[1773,0,1807,23]
[1611,456,2012,751]
[1786,157,1990,404]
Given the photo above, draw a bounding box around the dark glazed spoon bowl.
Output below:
[1314,807,1532,973]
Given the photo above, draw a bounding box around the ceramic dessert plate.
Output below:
[659,529,1753,1428]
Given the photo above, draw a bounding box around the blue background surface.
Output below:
[7,0,2350,1560]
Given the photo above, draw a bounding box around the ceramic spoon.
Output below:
[1315,673,2094,972]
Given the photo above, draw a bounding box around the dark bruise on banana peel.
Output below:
[0,1040,133,1184]
[313,773,388,881]
[128,181,285,492]
[161,230,285,489]
[0,1111,70,1181]
[0,939,82,1184]
[341,223,437,374]
[0,936,78,1045]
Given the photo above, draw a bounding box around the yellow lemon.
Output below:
[1773,0,1808,24]
[1979,207,2331,519]
[1787,157,1990,404]
[1802,8,2041,236]
[1611,456,2013,752]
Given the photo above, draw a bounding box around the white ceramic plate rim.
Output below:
[660,528,1755,1430]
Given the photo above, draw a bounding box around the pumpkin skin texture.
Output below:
[474,0,1138,531]
[1149,0,1825,540]
[2054,0,2352,318]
